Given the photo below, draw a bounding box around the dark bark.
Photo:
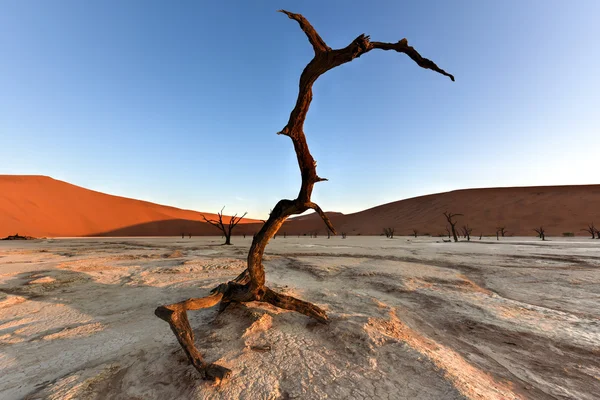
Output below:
[581,223,596,239]
[462,225,472,241]
[444,212,462,242]
[202,207,247,245]
[156,9,453,381]
[534,227,546,241]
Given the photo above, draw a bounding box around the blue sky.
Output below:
[1,1,599,219]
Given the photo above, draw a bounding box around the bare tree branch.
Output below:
[157,9,454,382]
[278,10,331,54]
[307,202,336,234]
[371,39,454,81]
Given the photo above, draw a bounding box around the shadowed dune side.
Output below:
[0,175,260,238]
[287,185,600,237]
[89,219,264,237]
[3,175,600,237]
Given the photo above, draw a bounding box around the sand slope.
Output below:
[0,176,260,238]
[2,175,600,237]
[287,185,600,237]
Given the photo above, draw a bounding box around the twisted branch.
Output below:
[156,9,453,382]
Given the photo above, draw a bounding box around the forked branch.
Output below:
[156,9,453,382]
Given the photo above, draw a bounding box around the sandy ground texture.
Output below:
[1,236,599,399]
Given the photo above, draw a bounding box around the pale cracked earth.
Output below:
[1,236,599,399]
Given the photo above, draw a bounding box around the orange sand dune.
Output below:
[2,175,599,237]
[0,175,260,237]
[287,185,600,237]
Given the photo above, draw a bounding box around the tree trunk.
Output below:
[155,9,453,382]
[451,225,458,242]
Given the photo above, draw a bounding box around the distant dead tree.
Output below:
[181,233,184,239]
[479,233,482,240]
[461,225,473,241]
[533,226,546,241]
[202,207,248,245]
[596,228,600,239]
[383,227,395,238]
[189,233,191,239]
[341,232,347,239]
[327,231,331,239]
[581,223,596,239]
[155,9,453,382]
[497,227,507,237]
[443,212,462,242]
[445,226,451,239]
[412,229,418,238]
[243,233,246,238]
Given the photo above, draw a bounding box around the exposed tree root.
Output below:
[155,277,328,381]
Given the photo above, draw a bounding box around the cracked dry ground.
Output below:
[1,237,599,399]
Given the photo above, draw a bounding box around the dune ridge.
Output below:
[0,175,260,237]
[1,175,599,237]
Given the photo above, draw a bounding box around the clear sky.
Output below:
[1,1,599,219]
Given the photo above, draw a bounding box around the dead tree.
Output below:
[341,232,347,239]
[155,9,453,382]
[412,229,418,238]
[533,226,546,241]
[479,233,482,240]
[202,207,248,245]
[596,228,600,239]
[581,223,596,239]
[497,226,507,237]
[462,225,472,241]
[443,212,462,242]
[383,227,395,238]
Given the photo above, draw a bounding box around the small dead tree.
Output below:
[341,232,347,239]
[581,223,596,239]
[412,229,418,238]
[443,212,462,242]
[497,227,507,237]
[462,225,473,241]
[596,228,600,239]
[155,9,453,382]
[533,226,546,241]
[479,233,482,240]
[202,207,248,245]
[383,227,395,238]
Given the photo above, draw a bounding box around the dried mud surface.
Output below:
[1,236,598,399]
